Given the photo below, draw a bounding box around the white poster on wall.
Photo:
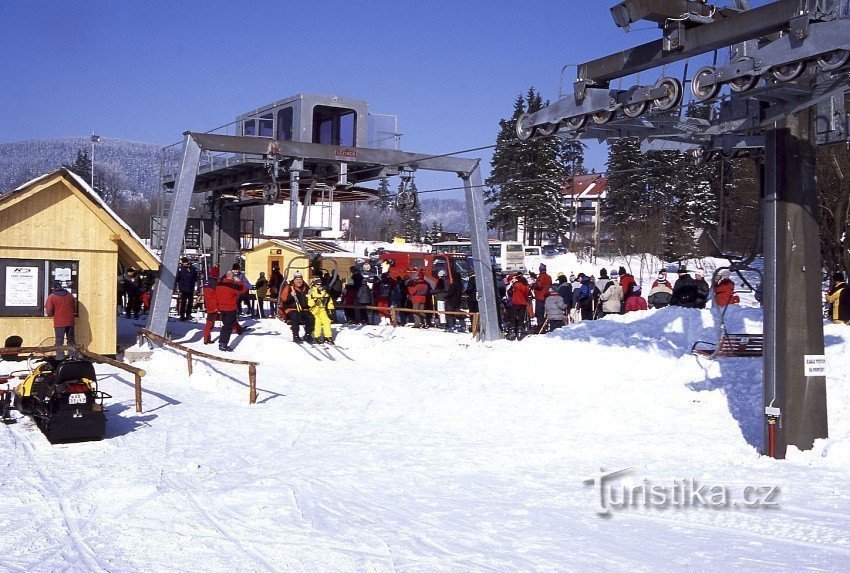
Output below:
[5,266,39,307]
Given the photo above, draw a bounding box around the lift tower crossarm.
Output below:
[579,0,807,86]
[188,132,479,175]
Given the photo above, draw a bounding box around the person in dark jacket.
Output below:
[576,275,597,320]
[45,280,76,358]
[374,272,397,325]
[444,269,465,332]
[123,267,142,319]
[694,268,710,309]
[175,257,199,321]
[215,271,247,351]
[464,272,478,314]
[671,268,699,307]
[826,272,850,324]
[268,264,284,317]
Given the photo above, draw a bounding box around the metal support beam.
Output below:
[148,133,201,336]
[462,165,501,342]
[289,159,303,234]
[219,205,242,272]
[763,109,828,458]
[578,0,802,84]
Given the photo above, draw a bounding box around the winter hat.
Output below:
[549,285,559,293]
[610,269,619,277]
[618,266,627,276]
[259,272,266,277]
[232,263,241,271]
[557,271,566,279]
[677,266,689,274]
[719,269,731,278]
[599,268,608,279]
[834,271,845,282]
[695,268,705,277]
[657,272,666,281]
[293,272,303,279]
[181,256,189,263]
[569,273,577,282]
[311,277,322,285]
[539,263,547,272]
[52,280,63,290]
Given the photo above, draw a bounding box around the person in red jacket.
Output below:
[713,269,740,307]
[507,272,532,340]
[618,266,636,310]
[45,280,76,358]
[407,270,431,328]
[215,270,247,351]
[532,263,553,330]
[625,286,648,312]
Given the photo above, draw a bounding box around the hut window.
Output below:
[313,106,357,146]
[258,114,274,137]
[243,119,257,136]
[277,107,293,141]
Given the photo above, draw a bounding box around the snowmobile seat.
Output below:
[2,336,26,362]
[53,360,96,384]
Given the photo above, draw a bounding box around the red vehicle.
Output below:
[378,251,469,286]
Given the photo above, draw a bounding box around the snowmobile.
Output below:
[2,356,109,442]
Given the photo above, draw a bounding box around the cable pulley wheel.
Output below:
[516,113,534,141]
[771,61,804,82]
[592,110,615,124]
[691,67,720,101]
[817,50,850,72]
[536,122,558,136]
[651,78,682,111]
[728,74,758,93]
[563,115,588,131]
[622,101,648,118]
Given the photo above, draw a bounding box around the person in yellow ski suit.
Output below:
[307,278,336,344]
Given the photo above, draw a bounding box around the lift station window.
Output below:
[258,114,274,137]
[313,106,356,147]
[277,107,293,141]
[243,119,257,136]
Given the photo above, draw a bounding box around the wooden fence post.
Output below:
[186,350,193,376]
[135,373,143,413]
[249,364,257,405]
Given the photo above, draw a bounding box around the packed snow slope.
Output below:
[2,306,850,572]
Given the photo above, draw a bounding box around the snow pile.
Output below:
[1,308,849,570]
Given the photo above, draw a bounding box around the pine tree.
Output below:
[377,177,392,211]
[63,149,92,187]
[486,87,583,243]
[398,179,422,242]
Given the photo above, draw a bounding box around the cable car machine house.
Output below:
[161,94,384,273]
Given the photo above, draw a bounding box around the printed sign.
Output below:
[335,149,357,159]
[804,355,827,377]
[53,267,72,281]
[5,266,39,307]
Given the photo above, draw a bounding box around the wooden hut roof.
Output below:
[0,168,160,270]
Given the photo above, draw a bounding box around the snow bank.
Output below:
[2,307,849,571]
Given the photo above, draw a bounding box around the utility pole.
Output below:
[90,133,100,191]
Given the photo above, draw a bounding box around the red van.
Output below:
[378,251,469,285]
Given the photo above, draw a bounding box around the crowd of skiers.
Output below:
[499,264,726,340]
[120,254,850,351]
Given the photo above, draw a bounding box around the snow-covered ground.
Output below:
[2,305,849,571]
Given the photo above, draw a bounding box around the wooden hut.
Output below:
[243,239,355,285]
[0,169,159,355]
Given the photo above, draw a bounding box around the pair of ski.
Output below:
[294,341,351,361]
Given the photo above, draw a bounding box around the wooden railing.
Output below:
[0,345,147,413]
[334,305,480,337]
[137,329,259,404]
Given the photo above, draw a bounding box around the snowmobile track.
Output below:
[6,422,112,572]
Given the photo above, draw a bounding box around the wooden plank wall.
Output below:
[0,180,119,355]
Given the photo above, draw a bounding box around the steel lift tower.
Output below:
[518,0,850,458]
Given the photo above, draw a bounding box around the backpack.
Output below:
[378,280,392,299]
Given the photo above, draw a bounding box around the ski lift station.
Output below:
[150,92,499,341]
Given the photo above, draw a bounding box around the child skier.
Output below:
[307,278,336,344]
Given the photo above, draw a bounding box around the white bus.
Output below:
[433,240,526,274]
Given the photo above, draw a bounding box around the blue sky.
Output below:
[0,0,753,198]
